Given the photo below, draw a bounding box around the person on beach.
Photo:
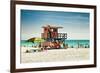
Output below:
[44,46,48,52]
[60,42,63,48]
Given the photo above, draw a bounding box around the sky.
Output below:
[21,9,90,40]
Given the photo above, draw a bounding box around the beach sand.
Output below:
[21,47,89,63]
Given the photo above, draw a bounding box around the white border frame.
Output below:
[15,4,94,69]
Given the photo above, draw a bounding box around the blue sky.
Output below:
[21,9,90,40]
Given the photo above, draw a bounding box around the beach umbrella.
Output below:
[34,38,45,43]
[27,37,36,43]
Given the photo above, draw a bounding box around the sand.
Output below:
[21,47,89,63]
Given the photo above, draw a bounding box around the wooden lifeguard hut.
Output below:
[41,25,67,49]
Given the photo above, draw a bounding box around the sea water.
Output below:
[21,40,90,48]
[65,40,90,48]
[21,40,38,47]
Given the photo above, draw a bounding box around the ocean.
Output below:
[64,40,89,48]
[21,40,90,48]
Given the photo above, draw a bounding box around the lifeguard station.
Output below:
[41,25,67,49]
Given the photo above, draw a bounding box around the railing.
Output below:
[41,33,67,39]
[58,33,67,39]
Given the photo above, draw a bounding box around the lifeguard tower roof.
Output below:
[42,25,63,29]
